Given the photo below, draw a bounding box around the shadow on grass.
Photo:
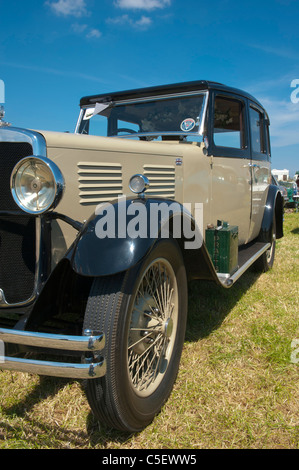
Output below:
[0,268,261,447]
[1,375,70,419]
[185,268,260,342]
[0,375,132,447]
[0,376,86,447]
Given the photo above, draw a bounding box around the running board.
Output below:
[217,242,271,287]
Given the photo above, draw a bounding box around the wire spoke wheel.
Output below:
[128,259,178,396]
[266,227,276,264]
[255,215,276,272]
[83,239,187,432]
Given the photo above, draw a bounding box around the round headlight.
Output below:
[129,174,150,195]
[11,156,64,214]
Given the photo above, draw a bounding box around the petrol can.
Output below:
[205,221,238,275]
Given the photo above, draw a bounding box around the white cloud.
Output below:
[135,15,152,26]
[46,0,89,17]
[106,14,130,25]
[0,60,109,84]
[114,0,171,10]
[249,43,298,61]
[71,23,88,33]
[107,14,152,28]
[86,28,102,39]
[109,0,170,30]
[71,23,101,39]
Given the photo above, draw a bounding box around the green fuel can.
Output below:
[205,221,238,275]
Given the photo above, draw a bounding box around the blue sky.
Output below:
[0,0,298,176]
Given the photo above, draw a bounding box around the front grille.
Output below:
[0,141,37,304]
[0,142,33,210]
[0,216,36,304]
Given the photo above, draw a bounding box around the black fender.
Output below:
[66,196,217,281]
[25,197,217,331]
[259,184,284,241]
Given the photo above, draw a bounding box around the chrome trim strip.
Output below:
[217,243,271,287]
[116,131,201,139]
[74,109,84,134]
[0,127,47,157]
[0,328,105,351]
[0,129,61,308]
[1,356,106,379]
[90,90,207,105]
[199,92,209,135]
[0,328,106,379]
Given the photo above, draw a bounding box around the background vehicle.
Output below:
[278,180,297,206]
[272,175,288,203]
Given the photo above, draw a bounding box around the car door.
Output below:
[208,92,252,245]
[247,102,272,241]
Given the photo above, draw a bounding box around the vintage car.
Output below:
[278,180,297,206]
[0,80,284,432]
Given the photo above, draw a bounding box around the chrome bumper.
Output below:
[0,328,106,379]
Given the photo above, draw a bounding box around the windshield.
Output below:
[77,92,207,141]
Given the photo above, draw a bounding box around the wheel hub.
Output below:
[130,294,158,355]
[130,295,174,356]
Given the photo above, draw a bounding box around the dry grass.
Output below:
[0,211,298,449]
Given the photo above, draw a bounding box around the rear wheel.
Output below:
[83,239,188,432]
[255,216,276,272]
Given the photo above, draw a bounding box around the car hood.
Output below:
[37,130,186,157]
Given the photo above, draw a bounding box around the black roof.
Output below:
[80,80,264,110]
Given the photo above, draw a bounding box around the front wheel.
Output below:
[83,239,188,432]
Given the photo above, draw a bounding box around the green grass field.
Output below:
[0,211,298,449]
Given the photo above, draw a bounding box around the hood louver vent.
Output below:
[143,164,175,198]
[78,162,123,206]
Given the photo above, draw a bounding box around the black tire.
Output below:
[83,238,188,432]
[254,216,276,272]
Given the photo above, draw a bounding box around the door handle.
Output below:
[248,163,260,169]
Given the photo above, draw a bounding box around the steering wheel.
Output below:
[115,128,137,134]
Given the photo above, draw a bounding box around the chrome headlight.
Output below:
[10,156,64,214]
[129,174,150,195]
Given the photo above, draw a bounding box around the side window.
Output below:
[249,106,267,158]
[213,96,245,149]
